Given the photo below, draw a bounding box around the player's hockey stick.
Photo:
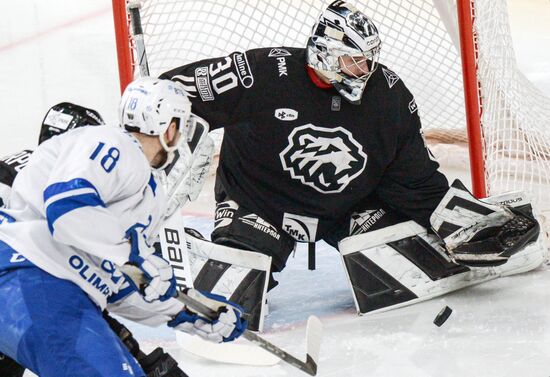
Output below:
[175,292,322,376]
[122,265,322,375]
[175,331,281,366]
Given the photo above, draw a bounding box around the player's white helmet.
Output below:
[119,77,194,170]
[306,1,381,104]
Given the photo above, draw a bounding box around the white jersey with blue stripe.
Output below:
[0,125,167,309]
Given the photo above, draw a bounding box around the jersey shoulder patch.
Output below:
[381,67,401,89]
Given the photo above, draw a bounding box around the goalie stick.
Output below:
[123,264,323,376]
[175,331,280,367]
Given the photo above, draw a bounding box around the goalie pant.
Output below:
[211,179,410,274]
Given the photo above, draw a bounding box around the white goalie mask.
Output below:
[119,77,202,170]
[306,1,381,104]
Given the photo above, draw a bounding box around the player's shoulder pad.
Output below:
[374,63,418,114]
[68,125,150,171]
[374,63,405,91]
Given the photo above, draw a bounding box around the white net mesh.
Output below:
[123,0,550,238]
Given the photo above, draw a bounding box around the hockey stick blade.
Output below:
[175,331,280,366]
[176,292,323,376]
[122,265,323,375]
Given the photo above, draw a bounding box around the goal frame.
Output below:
[111,0,488,198]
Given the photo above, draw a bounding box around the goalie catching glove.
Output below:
[430,179,540,267]
[168,289,248,343]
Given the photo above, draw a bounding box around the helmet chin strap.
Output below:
[153,130,179,171]
[151,149,175,171]
[314,67,366,105]
[332,81,364,105]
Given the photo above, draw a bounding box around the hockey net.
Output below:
[112,0,550,245]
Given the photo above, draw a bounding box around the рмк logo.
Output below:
[279,124,367,193]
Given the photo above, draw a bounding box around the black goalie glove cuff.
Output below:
[430,179,540,267]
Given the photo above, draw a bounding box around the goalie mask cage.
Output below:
[112,0,550,243]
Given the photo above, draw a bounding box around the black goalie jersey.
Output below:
[161,47,449,241]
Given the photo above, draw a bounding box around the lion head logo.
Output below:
[279,124,367,193]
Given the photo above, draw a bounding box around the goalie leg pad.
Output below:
[185,229,273,332]
[338,221,499,315]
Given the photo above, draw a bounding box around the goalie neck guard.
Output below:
[306,1,381,105]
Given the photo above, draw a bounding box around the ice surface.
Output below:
[125,216,550,377]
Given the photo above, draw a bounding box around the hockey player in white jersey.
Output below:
[0,102,105,377]
[0,77,246,377]
[0,102,214,377]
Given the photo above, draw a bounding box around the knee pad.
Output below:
[211,200,295,273]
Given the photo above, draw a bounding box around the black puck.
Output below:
[433,305,452,327]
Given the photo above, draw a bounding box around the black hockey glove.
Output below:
[103,312,189,377]
[139,347,189,377]
[430,179,540,267]
[103,311,141,357]
[0,353,25,377]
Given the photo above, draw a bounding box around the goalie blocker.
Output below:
[339,183,547,315]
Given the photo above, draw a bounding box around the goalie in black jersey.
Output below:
[160,0,544,327]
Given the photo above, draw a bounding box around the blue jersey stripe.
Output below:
[148,174,157,196]
[46,193,105,234]
[43,178,100,203]
[107,274,138,304]
[0,211,16,225]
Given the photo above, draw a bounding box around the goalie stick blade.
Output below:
[306,315,323,368]
[175,331,280,366]
[175,292,323,375]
